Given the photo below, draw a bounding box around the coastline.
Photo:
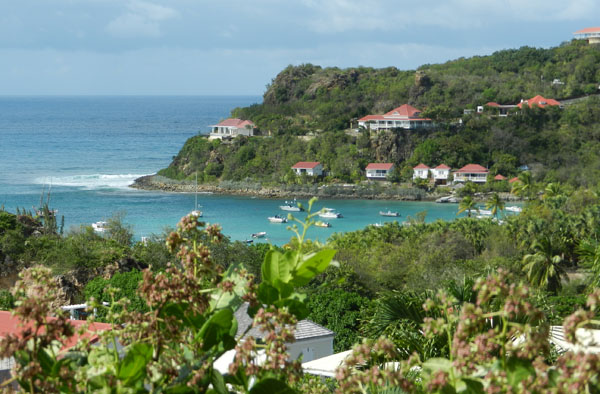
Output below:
[130,175,521,202]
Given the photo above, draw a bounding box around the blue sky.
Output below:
[1,0,598,95]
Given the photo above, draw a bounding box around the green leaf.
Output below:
[457,377,484,393]
[211,263,248,311]
[258,282,279,304]
[36,347,56,374]
[117,342,152,384]
[290,249,336,287]
[275,298,309,320]
[210,369,227,394]
[505,357,535,390]
[198,308,234,350]
[249,378,296,394]
[262,250,295,287]
[423,357,453,373]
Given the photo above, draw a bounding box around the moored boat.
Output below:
[318,208,343,219]
[92,221,108,232]
[505,206,522,213]
[279,199,303,212]
[315,221,331,228]
[252,231,267,238]
[379,210,400,217]
[268,215,287,223]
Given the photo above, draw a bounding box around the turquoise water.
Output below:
[0,96,487,245]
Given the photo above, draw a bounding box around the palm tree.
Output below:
[577,239,600,288]
[457,196,477,218]
[485,193,505,219]
[511,171,534,199]
[522,236,567,294]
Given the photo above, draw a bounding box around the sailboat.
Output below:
[191,173,203,217]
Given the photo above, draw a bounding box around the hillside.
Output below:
[148,40,600,188]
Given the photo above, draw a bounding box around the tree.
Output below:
[511,171,535,199]
[485,193,505,219]
[522,236,567,294]
[457,196,477,218]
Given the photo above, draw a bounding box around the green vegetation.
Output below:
[156,40,600,189]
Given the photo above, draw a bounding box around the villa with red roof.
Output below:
[209,118,256,140]
[494,174,507,181]
[292,161,323,176]
[453,164,489,183]
[574,27,600,44]
[365,163,395,180]
[413,163,430,180]
[358,104,433,131]
[431,164,451,185]
[517,95,562,109]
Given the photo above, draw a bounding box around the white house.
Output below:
[358,104,433,131]
[431,164,451,184]
[413,163,430,180]
[574,27,600,44]
[292,161,323,176]
[208,118,255,140]
[234,304,334,363]
[365,163,394,180]
[453,164,488,183]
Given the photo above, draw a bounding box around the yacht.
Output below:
[268,215,287,223]
[279,199,303,212]
[251,231,267,238]
[379,210,400,217]
[318,208,343,219]
[92,221,108,233]
[505,206,522,213]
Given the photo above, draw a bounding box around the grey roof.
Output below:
[234,303,334,341]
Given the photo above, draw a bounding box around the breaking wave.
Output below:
[34,174,149,190]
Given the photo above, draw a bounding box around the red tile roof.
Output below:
[413,163,430,170]
[366,163,394,170]
[574,27,600,34]
[517,95,561,109]
[292,161,321,169]
[494,174,507,180]
[358,104,431,122]
[509,177,519,183]
[0,311,111,350]
[434,164,451,170]
[485,102,500,107]
[455,164,488,173]
[212,118,255,128]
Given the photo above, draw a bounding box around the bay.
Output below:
[0,96,478,245]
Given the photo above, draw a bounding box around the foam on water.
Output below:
[33,174,150,190]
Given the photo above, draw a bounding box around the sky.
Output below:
[1,0,599,96]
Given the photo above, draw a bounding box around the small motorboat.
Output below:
[252,231,267,238]
[92,221,108,233]
[268,215,287,223]
[371,222,384,228]
[318,208,343,219]
[279,199,303,212]
[379,210,400,217]
[505,206,522,213]
[244,239,254,244]
[315,221,331,228]
[191,210,203,217]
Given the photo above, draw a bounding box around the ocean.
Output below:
[1,96,478,245]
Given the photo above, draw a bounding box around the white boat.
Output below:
[191,173,203,217]
[268,215,287,223]
[92,221,108,232]
[279,199,303,212]
[371,222,383,228]
[505,206,522,213]
[191,209,203,217]
[315,221,331,228]
[436,196,459,203]
[318,208,343,219]
[379,210,400,217]
[252,231,267,238]
[477,209,493,216]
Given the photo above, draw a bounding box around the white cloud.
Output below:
[299,0,600,33]
[106,0,178,38]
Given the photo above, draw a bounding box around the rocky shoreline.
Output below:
[131,175,521,202]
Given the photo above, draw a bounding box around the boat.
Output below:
[318,208,343,219]
[477,209,493,216]
[371,222,384,228]
[436,196,459,203]
[92,221,108,233]
[244,239,254,244]
[505,206,522,213]
[315,221,331,228]
[279,199,304,212]
[379,210,400,217]
[191,173,203,217]
[268,215,287,223]
[252,231,267,238]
